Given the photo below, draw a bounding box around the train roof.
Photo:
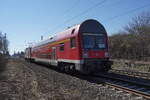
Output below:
[31,19,106,48]
[79,19,106,33]
[32,35,56,48]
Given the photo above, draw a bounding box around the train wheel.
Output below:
[69,65,76,74]
[64,65,70,73]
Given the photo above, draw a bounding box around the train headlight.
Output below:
[83,52,88,58]
[105,52,109,57]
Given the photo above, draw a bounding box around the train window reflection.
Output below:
[83,35,105,49]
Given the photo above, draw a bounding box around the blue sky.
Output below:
[0,0,150,54]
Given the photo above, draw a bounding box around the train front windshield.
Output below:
[83,33,105,50]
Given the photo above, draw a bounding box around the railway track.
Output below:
[110,69,150,80]
[92,73,150,99]
[22,59,150,99]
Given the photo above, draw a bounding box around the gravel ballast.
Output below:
[0,59,145,100]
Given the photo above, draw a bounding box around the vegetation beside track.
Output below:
[112,59,150,73]
[109,12,150,62]
[0,32,9,77]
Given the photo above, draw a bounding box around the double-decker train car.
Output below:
[25,19,112,74]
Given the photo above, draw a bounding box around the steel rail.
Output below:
[110,69,150,79]
[93,73,150,99]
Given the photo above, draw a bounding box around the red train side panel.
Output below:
[25,19,112,74]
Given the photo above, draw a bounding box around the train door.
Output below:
[51,47,57,66]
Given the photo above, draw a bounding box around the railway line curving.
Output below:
[93,73,150,99]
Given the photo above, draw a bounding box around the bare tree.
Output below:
[0,33,9,55]
[109,12,150,61]
[0,32,9,73]
[125,12,150,35]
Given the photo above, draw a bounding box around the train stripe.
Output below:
[33,57,83,65]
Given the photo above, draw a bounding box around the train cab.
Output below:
[76,19,112,73]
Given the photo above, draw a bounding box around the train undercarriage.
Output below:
[57,59,113,74]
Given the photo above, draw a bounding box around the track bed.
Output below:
[0,59,148,100]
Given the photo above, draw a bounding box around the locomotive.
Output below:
[25,19,112,74]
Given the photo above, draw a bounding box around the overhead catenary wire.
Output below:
[103,3,150,22]
[45,1,150,37]
[62,0,107,24]
[62,0,81,16]
[28,1,150,49]
[45,0,107,35]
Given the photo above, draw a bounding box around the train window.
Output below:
[59,43,64,51]
[71,29,75,34]
[70,37,76,48]
[83,35,105,50]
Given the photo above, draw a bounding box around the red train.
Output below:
[25,19,112,74]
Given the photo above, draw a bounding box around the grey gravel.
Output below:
[0,59,147,100]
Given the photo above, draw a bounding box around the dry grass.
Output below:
[112,59,150,73]
[0,59,146,100]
